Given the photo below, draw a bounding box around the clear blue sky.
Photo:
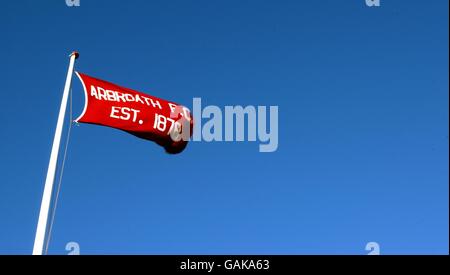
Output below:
[0,0,448,255]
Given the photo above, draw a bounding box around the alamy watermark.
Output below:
[66,0,80,7]
[365,0,381,7]
[365,242,381,255]
[65,241,80,255]
[166,98,279,153]
[191,98,278,153]
[65,1,380,8]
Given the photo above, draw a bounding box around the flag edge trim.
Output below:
[74,71,88,123]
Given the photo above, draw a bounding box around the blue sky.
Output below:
[0,0,448,254]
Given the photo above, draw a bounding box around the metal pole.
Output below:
[33,51,79,255]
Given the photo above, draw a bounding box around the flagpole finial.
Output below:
[70,51,79,59]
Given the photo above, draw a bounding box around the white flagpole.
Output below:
[33,51,79,255]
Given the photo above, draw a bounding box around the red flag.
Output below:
[75,72,193,154]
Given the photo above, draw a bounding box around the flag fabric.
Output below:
[75,72,193,154]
